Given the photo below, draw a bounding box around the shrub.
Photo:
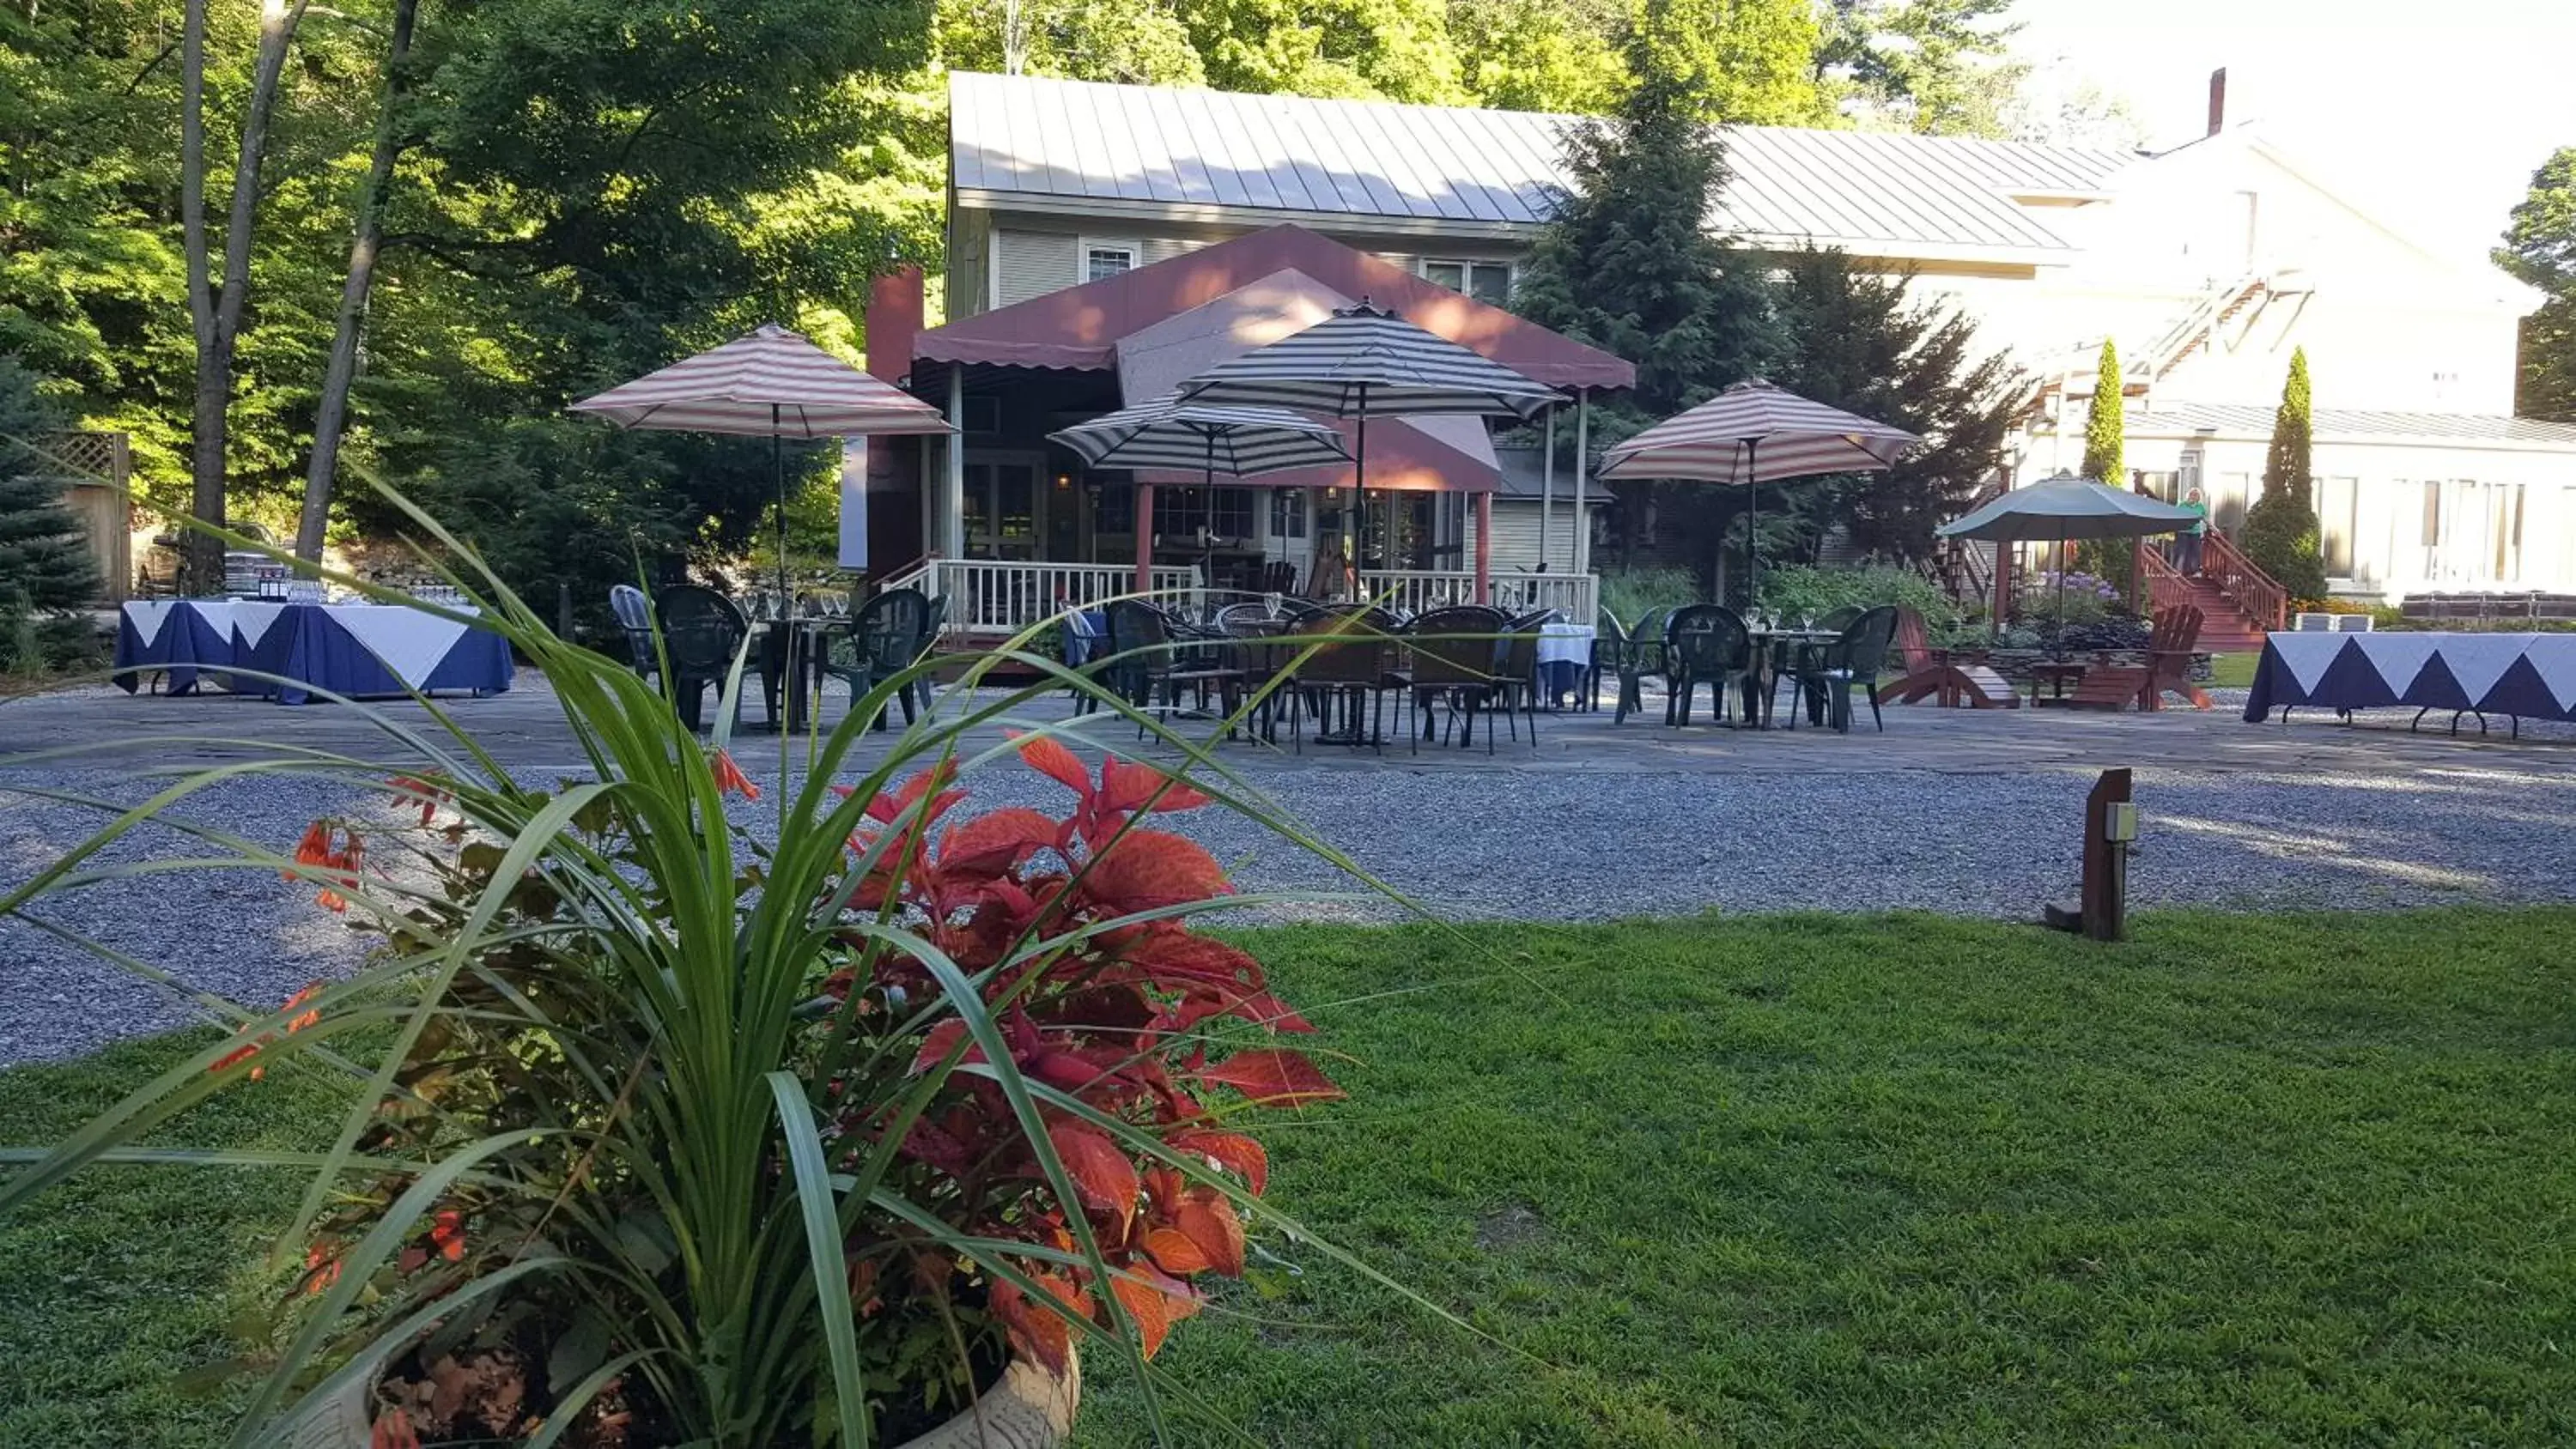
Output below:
[1597,567,1698,627]
[1,504,1403,1447]
[1756,563,1961,634]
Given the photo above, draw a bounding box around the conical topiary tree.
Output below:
[2073,338,2134,601]
[2242,348,2329,602]
[0,361,105,670]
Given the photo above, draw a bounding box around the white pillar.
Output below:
[1540,406,1557,571]
[1571,389,1590,578]
[943,367,966,559]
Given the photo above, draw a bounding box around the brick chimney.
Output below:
[2206,68,2227,137]
[864,264,924,386]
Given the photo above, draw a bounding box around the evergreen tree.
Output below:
[2081,338,2123,485]
[1769,247,2020,561]
[0,362,104,668]
[2495,146,2576,421]
[1512,1,1782,579]
[2242,348,2328,600]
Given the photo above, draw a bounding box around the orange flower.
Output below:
[711,749,761,802]
[303,1242,343,1297]
[211,1033,263,1081]
[386,774,449,826]
[316,832,363,912]
[284,820,333,882]
[283,983,322,1034]
[429,1209,466,1263]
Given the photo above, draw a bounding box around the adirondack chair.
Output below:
[1875,607,2022,709]
[2063,603,2212,712]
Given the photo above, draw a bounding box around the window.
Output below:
[1157,487,1254,541]
[1084,245,1135,282]
[1422,259,1512,306]
[2496,482,2524,581]
[1270,487,1309,539]
[2217,471,2252,535]
[2421,481,2443,547]
[2313,476,2357,578]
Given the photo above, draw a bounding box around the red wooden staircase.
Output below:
[2135,535,2282,654]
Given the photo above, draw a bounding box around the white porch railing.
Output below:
[879,559,1205,636]
[1355,569,1599,626]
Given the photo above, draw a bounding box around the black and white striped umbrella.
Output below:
[1048,400,1351,480]
[1170,303,1564,431]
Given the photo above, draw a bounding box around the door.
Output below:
[961,453,1043,561]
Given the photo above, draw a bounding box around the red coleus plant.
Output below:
[822,735,1340,1375]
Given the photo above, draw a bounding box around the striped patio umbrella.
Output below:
[1048,399,1350,479]
[570,323,951,597]
[1051,400,1352,591]
[1598,379,1918,603]
[1170,303,1561,579]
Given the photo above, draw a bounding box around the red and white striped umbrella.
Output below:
[569,323,951,438]
[1597,379,1917,600]
[1598,379,1917,483]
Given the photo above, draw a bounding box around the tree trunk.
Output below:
[179,0,311,591]
[297,0,416,562]
[178,0,221,594]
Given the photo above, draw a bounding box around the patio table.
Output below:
[1535,621,1594,708]
[2244,631,2576,737]
[2030,660,2088,708]
[1745,628,1842,728]
[228,602,514,705]
[112,600,248,694]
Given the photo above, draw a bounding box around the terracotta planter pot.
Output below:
[286,1349,1080,1448]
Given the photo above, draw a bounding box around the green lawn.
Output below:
[8,911,2575,1446]
[2208,652,2261,688]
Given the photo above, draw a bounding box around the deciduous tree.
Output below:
[2496,146,2576,422]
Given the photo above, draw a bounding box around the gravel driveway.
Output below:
[9,733,2574,1066]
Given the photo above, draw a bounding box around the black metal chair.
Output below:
[817,587,933,731]
[1663,604,1753,727]
[1491,609,1553,746]
[1404,605,1509,752]
[653,585,749,732]
[1789,604,1900,732]
[1106,599,1242,737]
[1279,606,1401,754]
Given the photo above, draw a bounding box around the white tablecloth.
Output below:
[1536,621,1595,668]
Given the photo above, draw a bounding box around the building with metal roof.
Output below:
[917,70,2576,608]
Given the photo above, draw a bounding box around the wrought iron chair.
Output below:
[1279,606,1402,754]
[1404,605,1509,752]
[1663,604,1753,727]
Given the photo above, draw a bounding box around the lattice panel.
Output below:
[42,430,131,483]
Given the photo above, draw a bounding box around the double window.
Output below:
[1422,258,1512,306]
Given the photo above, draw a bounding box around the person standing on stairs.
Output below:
[2177,487,2209,577]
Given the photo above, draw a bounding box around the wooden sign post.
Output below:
[2044,767,2135,942]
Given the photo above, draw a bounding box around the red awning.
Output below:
[916,224,1633,392]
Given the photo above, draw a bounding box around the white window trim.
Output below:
[1079,238,1139,283]
[1419,257,1514,302]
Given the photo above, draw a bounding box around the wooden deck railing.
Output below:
[2202,530,2287,630]
[887,559,1205,636]
[1355,569,1599,625]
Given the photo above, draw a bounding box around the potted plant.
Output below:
[1,511,1357,1447]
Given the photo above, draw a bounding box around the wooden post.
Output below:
[1473,489,1492,604]
[2044,767,2135,941]
[1133,482,1154,596]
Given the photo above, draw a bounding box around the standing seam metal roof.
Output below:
[951,71,2137,256]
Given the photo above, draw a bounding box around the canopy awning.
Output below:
[1115,269,1501,493]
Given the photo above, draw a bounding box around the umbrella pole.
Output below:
[2055,534,2068,660]
[1745,439,1760,610]
[772,406,789,603]
[1351,384,1369,601]
[1202,430,1218,603]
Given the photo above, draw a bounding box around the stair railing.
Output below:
[2132,538,2196,615]
[2202,530,2289,631]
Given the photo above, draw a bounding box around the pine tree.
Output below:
[1513,2,1783,584]
[2073,338,2132,596]
[0,361,105,669]
[2081,338,2123,485]
[2242,348,2328,601]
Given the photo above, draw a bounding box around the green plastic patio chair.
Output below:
[1663,603,1753,727]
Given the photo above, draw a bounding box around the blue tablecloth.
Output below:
[116,601,513,705]
[2244,632,2576,725]
[112,601,245,694]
